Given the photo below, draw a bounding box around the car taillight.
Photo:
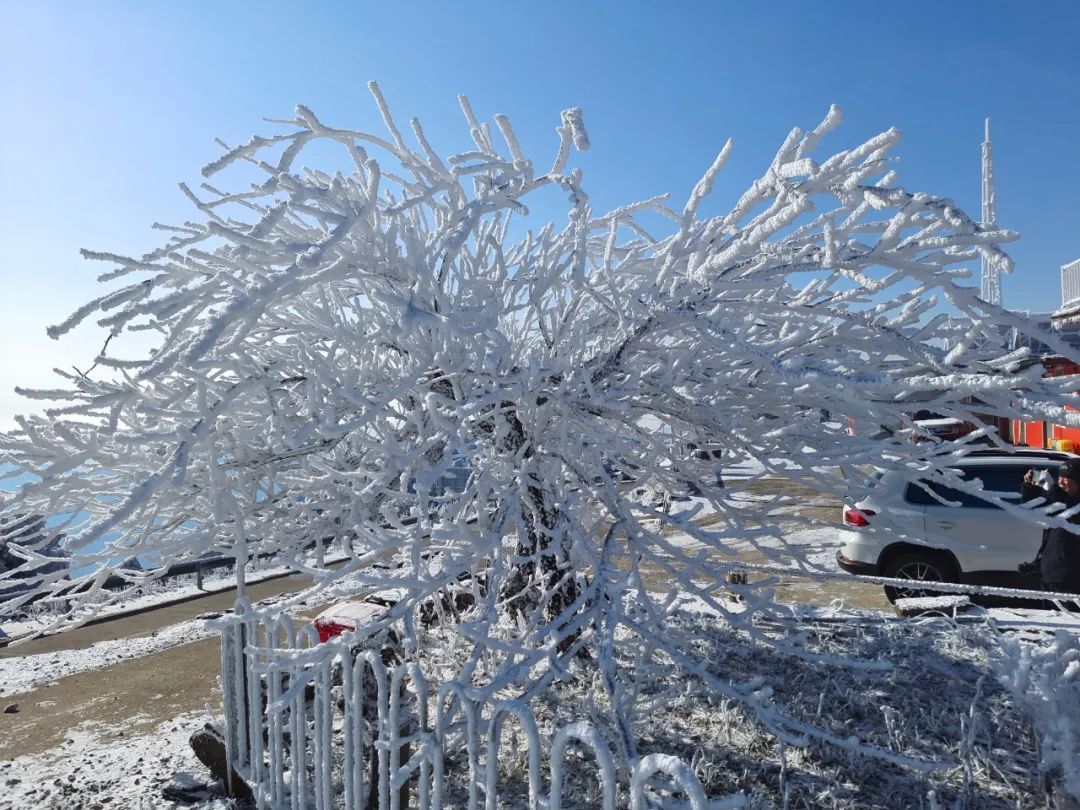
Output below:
[843,507,876,527]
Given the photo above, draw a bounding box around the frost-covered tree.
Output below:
[3,84,1078,762]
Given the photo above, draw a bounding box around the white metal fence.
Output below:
[219,599,746,810]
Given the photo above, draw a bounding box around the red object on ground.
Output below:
[313,600,389,643]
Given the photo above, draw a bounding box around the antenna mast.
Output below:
[980,117,1002,306]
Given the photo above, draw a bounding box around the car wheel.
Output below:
[882,551,955,603]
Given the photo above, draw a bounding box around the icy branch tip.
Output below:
[295,105,320,130]
[561,107,590,152]
[821,104,842,130]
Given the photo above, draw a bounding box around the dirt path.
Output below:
[637,476,892,612]
[3,569,319,659]
[1,633,223,761]
[737,477,891,611]
[0,572,339,761]
[1,599,338,761]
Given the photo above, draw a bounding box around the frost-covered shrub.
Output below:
[994,629,1080,800]
[2,83,1078,773]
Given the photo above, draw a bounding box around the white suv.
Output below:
[837,449,1077,601]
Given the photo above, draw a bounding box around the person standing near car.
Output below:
[1021,459,1080,595]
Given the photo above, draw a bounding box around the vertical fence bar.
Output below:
[235,613,251,771]
[389,663,431,810]
[434,684,478,810]
[320,659,335,810]
[245,617,265,790]
[289,660,307,810]
[312,659,333,810]
[342,649,357,810]
[266,619,289,809]
[484,702,542,810]
[358,656,372,810]
[407,665,430,810]
[312,661,324,810]
[548,722,617,810]
[389,666,404,810]
[220,620,241,789]
[267,669,284,809]
[630,753,710,810]
[413,670,430,810]
[352,650,390,810]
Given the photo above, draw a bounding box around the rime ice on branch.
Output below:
[2,83,1078,765]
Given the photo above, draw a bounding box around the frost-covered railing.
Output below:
[219,599,746,810]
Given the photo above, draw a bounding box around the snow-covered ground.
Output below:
[1,712,230,810]
[8,602,1079,810]
[0,569,377,697]
[0,616,213,696]
[664,519,841,570]
[1,554,339,641]
[4,558,1080,808]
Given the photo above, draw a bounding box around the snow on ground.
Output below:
[0,711,229,810]
[5,561,1080,808]
[1,459,771,643]
[751,525,841,569]
[1,553,346,641]
[0,570,378,697]
[6,605,1078,810]
[647,457,819,527]
[722,456,768,480]
[665,519,841,570]
[0,617,214,696]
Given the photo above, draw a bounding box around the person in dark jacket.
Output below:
[1021,459,1080,594]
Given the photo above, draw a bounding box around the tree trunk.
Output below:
[494,407,579,644]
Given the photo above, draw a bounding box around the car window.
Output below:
[903,463,1056,510]
[959,465,1032,495]
[905,482,992,509]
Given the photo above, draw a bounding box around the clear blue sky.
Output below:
[3,2,1080,425]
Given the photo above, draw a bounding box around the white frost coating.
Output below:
[485,701,543,810]
[797,103,842,158]
[548,721,617,810]
[561,107,590,151]
[993,629,1080,800]
[7,87,1080,797]
[893,595,971,612]
[434,682,480,810]
[683,138,733,222]
[389,662,430,810]
[630,753,712,810]
[356,649,391,810]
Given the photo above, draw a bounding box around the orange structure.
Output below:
[1008,356,1080,452]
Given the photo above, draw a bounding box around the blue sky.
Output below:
[2,2,1080,425]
